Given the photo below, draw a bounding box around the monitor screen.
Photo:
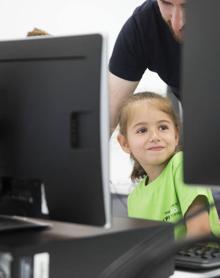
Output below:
[0,34,111,227]
[182,0,220,186]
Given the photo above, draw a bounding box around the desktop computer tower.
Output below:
[0,219,174,278]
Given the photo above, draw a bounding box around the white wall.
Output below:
[0,0,141,52]
[0,0,167,194]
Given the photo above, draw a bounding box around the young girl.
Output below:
[117,92,220,239]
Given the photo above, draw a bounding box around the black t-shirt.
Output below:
[109,0,181,99]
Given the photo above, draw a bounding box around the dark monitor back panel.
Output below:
[182,0,220,186]
[0,34,110,227]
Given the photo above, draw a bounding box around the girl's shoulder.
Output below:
[169,151,183,167]
[164,151,183,176]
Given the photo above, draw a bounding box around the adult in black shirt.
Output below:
[109,0,185,133]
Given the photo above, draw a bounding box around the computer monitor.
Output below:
[0,34,111,227]
[182,0,220,186]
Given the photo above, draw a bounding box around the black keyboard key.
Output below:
[175,242,220,270]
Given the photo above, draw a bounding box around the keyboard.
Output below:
[0,214,51,232]
[175,242,220,270]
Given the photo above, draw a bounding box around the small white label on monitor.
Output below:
[33,252,49,278]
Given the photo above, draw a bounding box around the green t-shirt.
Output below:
[128,152,220,239]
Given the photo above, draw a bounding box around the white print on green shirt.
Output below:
[163,202,181,222]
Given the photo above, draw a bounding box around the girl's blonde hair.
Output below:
[118,91,181,181]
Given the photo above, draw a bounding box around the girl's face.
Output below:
[118,100,179,175]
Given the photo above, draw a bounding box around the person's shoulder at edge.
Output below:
[169,152,211,193]
[133,0,157,14]
[121,0,157,31]
[165,151,183,171]
[171,151,183,161]
[131,0,159,22]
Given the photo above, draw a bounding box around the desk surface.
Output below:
[173,269,220,277]
[33,216,168,238]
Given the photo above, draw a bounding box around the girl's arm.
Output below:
[185,195,211,238]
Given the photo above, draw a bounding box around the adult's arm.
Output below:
[109,71,139,135]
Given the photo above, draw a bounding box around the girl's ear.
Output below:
[117,134,131,154]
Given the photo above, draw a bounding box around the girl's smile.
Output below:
[147,145,165,151]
